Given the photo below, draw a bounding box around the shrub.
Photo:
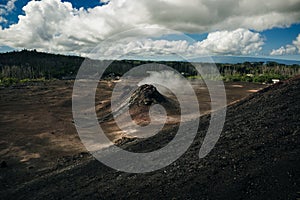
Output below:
[0,78,19,86]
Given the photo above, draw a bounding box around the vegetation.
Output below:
[217,62,299,83]
[0,77,49,87]
[220,74,290,83]
[0,49,299,86]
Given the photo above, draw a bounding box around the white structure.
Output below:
[272,79,280,84]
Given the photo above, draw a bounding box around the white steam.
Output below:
[138,70,190,96]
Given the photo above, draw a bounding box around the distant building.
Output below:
[272,79,280,84]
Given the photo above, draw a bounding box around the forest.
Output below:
[0,49,299,86]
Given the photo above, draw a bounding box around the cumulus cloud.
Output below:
[0,0,298,56]
[270,45,297,56]
[143,0,300,32]
[0,0,150,54]
[293,34,300,53]
[191,29,264,55]
[89,29,264,59]
[270,34,300,55]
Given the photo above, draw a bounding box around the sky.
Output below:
[0,0,300,61]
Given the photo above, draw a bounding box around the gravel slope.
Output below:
[2,77,300,200]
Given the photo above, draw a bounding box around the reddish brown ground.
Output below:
[0,80,266,188]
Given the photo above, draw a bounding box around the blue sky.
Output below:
[0,0,299,61]
[261,24,300,59]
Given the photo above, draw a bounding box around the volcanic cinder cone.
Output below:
[98,84,181,140]
[128,84,180,126]
[129,84,166,106]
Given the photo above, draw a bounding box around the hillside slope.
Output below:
[2,77,300,200]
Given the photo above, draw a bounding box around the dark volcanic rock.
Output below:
[128,84,180,126]
[129,84,166,106]
[2,77,300,200]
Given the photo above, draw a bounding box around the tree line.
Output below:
[0,50,299,85]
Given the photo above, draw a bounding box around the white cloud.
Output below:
[293,34,300,53]
[0,0,150,54]
[270,34,300,55]
[0,0,298,56]
[191,29,264,55]
[270,45,297,56]
[143,0,300,32]
[89,29,264,59]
